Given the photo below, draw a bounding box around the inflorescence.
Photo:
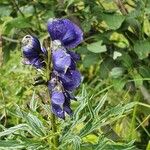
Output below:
[21,18,83,119]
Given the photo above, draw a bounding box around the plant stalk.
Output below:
[46,39,59,149]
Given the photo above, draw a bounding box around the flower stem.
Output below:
[51,113,59,149]
[46,39,59,149]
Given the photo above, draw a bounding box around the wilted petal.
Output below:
[52,49,71,73]
[47,18,83,48]
[51,103,65,119]
[59,70,81,91]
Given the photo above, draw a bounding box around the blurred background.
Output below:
[0,0,150,149]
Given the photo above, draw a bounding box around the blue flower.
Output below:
[51,90,65,105]
[22,18,83,119]
[22,35,45,68]
[48,78,73,119]
[52,47,71,73]
[47,18,83,49]
[59,70,81,91]
[51,103,65,119]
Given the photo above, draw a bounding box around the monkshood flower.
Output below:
[52,47,71,73]
[22,35,46,68]
[48,76,73,119]
[49,36,82,118]
[58,70,81,91]
[51,40,80,73]
[21,18,83,119]
[47,18,83,48]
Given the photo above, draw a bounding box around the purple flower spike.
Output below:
[52,48,71,73]
[59,70,81,91]
[22,35,45,68]
[47,18,83,48]
[51,103,65,119]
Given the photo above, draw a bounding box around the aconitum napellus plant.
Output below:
[22,18,83,119]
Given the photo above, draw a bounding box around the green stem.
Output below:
[46,39,59,149]
[51,113,59,149]
[33,5,42,31]
[129,93,139,140]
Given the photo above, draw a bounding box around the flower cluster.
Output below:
[22,18,83,119]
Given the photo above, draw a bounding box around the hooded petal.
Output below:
[51,103,65,119]
[59,70,81,91]
[22,35,41,58]
[22,35,45,68]
[52,48,71,73]
[47,18,83,48]
[51,90,65,105]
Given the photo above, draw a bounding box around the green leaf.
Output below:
[109,67,124,79]
[100,13,125,30]
[138,66,150,78]
[0,140,25,149]
[94,93,107,116]
[0,124,29,137]
[87,41,107,53]
[0,140,47,149]
[0,5,12,17]
[119,52,133,68]
[20,5,34,15]
[3,16,32,34]
[25,113,46,137]
[112,79,126,92]
[132,71,143,87]
[134,40,150,59]
[99,58,114,79]
[83,53,99,68]
[29,91,38,111]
